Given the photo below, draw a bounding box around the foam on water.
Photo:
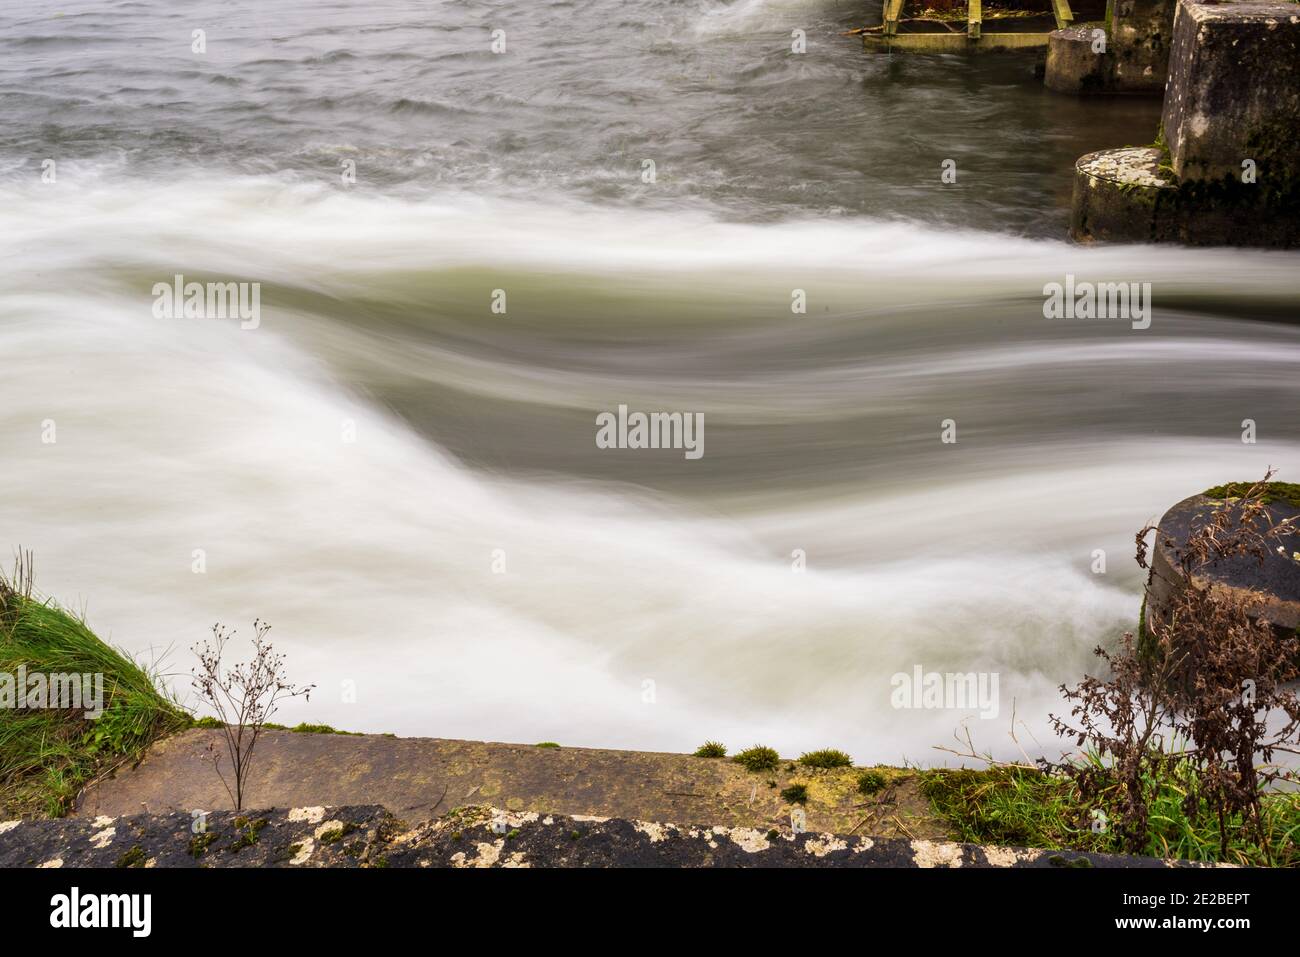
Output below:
[1,176,1298,761]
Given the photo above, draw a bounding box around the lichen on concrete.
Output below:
[1078,147,1176,188]
[0,804,1224,868]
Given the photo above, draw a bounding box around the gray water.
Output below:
[1,0,1298,762]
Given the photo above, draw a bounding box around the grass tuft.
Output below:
[733,745,780,772]
[693,741,726,758]
[857,770,888,796]
[780,783,809,805]
[799,748,853,769]
[0,571,188,818]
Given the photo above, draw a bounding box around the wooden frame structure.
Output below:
[869,0,1074,50]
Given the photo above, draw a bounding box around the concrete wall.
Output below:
[1162,0,1300,181]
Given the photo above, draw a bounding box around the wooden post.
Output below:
[1052,0,1075,29]
[884,0,906,37]
[968,0,982,39]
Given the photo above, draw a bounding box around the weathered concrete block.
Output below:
[1071,144,1300,246]
[1070,147,1180,241]
[1145,488,1300,653]
[1110,0,1176,91]
[1045,26,1111,93]
[1162,0,1300,182]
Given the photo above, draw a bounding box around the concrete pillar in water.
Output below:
[1069,0,1300,245]
[1045,0,1175,94]
[1044,25,1110,93]
[1161,0,1300,182]
[1143,487,1300,657]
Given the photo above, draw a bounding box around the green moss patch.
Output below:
[115,845,146,868]
[779,783,809,805]
[228,816,270,852]
[1203,481,1300,509]
[799,748,853,769]
[318,822,357,845]
[194,717,363,735]
[857,770,888,796]
[732,745,780,772]
[189,831,218,858]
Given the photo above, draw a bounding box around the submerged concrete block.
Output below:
[1162,0,1300,182]
[1045,25,1110,93]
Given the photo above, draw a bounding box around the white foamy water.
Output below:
[1,175,1297,763]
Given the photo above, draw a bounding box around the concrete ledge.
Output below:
[72,729,950,839]
[0,805,1224,868]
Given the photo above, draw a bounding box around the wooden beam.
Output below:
[1052,0,1074,29]
[884,0,906,36]
[968,0,982,38]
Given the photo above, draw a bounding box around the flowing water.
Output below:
[2,0,1298,762]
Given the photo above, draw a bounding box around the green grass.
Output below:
[799,748,853,769]
[921,762,1300,866]
[780,783,809,805]
[534,741,560,749]
[733,745,780,772]
[693,741,726,758]
[857,769,888,796]
[921,766,1092,851]
[0,589,188,817]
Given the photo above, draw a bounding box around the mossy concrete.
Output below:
[1145,491,1300,648]
[1045,0,1174,94]
[0,804,1221,868]
[1070,146,1179,242]
[1162,0,1300,183]
[1045,25,1110,93]
[73,729,948,840]
[1068,0,1300,244]
[1070,144,1300,245]
[1110,0,1176,91]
